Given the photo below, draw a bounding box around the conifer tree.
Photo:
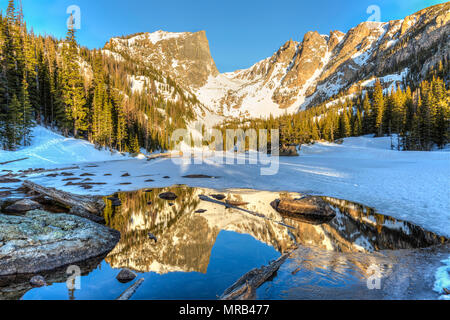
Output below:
[61,20,87,137]
[362,93,372,134]
[373,80,385,137]
[20,76,34,145]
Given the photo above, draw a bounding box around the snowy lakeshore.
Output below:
[2,126,449,237]
[1,126,449,299]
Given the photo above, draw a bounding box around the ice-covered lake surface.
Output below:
[1,127,449,300]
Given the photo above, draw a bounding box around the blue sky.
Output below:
[3,0,445,72]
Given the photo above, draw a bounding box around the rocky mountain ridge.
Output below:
[103,3,449,119]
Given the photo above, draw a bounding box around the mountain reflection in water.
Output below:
[104,187,446,275]
[17,186,448,300]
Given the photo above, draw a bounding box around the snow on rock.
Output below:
[146,30,185,45]
[434,257,450,300]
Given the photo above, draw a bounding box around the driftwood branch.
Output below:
[0,157,28,165]
[22,180,106,223]
[116,278,145,300]
[220,248,296,300]
[199,195,294,230]
[147,151,182,161]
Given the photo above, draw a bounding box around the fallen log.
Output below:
[220,248,296,300]
[199,195,294,230]
[116,278,145,300]
[0,157,28,165]
[146,151,182,161]
[22,180,105,216]
[69,206,105,224]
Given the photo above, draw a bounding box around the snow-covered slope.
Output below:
[0,126,129,171]
[7,132,448,239]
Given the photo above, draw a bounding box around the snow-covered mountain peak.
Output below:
[105,29,219,88]
[103,2,449,119]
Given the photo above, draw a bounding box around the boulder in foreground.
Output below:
[116,268,137,283]
[4,199,42,214]
[271,197,336,225]
[0,210,120,276]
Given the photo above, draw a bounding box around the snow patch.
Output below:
[434,257,450,300]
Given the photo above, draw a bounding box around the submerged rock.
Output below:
[116,268,137,283]
[0,253,106,300]
[4,199,42,214]
[107,197,122,207]
[80,173,95,177]
[159,192,178,201]
[148,233,158,243]
[271,197,336,225]
[210,194,226,201]
[0,178,21,183]
[182,174,218,179]
[30,276,46,288]
[0,191,12,197]
[0,210,120,276]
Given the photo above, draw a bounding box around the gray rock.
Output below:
[4,199,42,214]
[116,268,137,283]
[210,194,226,201]
[159,192,177,201]
[271,197,336,225]
[30,275,46,288]
[0,210,120,276]
[0,254,105,300]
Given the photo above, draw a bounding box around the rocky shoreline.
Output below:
[0,210,120,277]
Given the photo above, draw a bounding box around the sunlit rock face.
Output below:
[104,30,219,88]
[287,197,446,254]
[104,187,295,274]
[103,3,449,118]
[102,187,447,275]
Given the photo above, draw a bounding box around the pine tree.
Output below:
[339,108,351,138]
[20,75,34,145]
[61,21,87,137]
[354,109,363,136]
[362,93,372,134]
[373,80,385,137]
